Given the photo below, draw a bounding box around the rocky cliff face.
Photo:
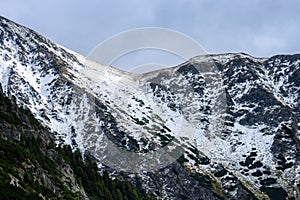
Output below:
[0,16,299,199]
[0,83,89,199]
[0,85,153,199]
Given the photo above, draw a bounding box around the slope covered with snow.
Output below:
[0,16,299,199]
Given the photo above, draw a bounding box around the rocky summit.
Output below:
[0,16,299,199]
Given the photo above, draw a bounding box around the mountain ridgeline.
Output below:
[0,16,300,199]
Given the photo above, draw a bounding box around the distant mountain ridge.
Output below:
[0,16,299,199]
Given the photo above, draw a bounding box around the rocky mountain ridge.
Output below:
[0,16,299,199]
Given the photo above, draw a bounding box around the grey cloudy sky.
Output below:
[1,0,300,69]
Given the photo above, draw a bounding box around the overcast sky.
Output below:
[1,0,300,69]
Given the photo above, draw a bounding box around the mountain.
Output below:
[0,15,299,199]
[0,83,152,199]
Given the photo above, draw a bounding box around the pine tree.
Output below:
[115,189,123,200]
